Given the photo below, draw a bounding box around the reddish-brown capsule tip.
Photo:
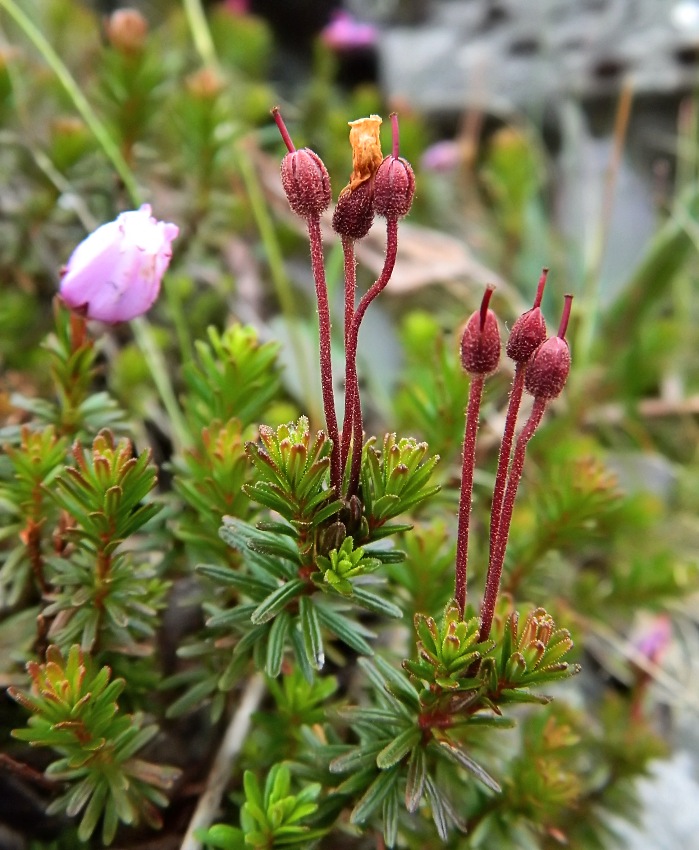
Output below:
[332,181,375,239]
[460,286,501,376]
[524,295,573,400]
[506,268,548,363]
[280,149,332,219]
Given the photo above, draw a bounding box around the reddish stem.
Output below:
[390,112,400,159]
[0,753,60,790]
[454,375,485,617]
[271,106,295,153]
[307,216,341,490]
[558,293,573,337]
[533,267,548,309]
[350,387,364,496]
[69,311,87,352]
[489,269,549,567]
[22,518,48,594]
[479,285,494,328]
[488,363,526,560]
[346,217,399,496]
[341,235,357,474]
[479,397,547,640]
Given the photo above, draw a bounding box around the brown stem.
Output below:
[21,518,48,594]
[346,218,399,496]
[454,376,484,617]
[488,363,526,561]
[0,753,60,790]
[69,310,87,352]
[307,216,341,490]
[94,544,112,611]
[479,397,547,640]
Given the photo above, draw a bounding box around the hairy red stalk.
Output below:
[454,285,501,617]
[454,375,485,617]
[480,397,547,641]
[481,287,575,638]
[346,217,399,496]
[341,235,358,474]
[307,216,341,490]
[351,393,363,494]
[490,269,550,564]
[488,363,526,559]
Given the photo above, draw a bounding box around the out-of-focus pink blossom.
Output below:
[320,10,378,51]
[421,139,462,173]
[632,614,672,667]
[222,0,250,15]
[59,205,179,323]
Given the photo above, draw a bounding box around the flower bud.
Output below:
[460,286,501,377]
[506,268,548,363]
[59,204,178,323]
[186,66,224,99]
[524,295,573,400]
[373,155,415,219]
[332,181,375,240]
[104,8,148,53]
[280,148,332,219]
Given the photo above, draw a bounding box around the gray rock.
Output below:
[379,0,699,113]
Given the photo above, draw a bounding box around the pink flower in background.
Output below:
[59,205,179,323]
[632,614,672,667]
[222,0,250,15]
[421,139,462,172]
[320,10,378,51]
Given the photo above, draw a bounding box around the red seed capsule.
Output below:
[507,269,548,363]
[280,149,332,219]
[373,155,415,219]
[460,286,501,377]
[507,307,547,363]
[524,337,570,399]
[332,181,375,240]
[524,294,573,399]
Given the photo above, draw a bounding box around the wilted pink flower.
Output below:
[320,11,378,51]
[59,205,179,323]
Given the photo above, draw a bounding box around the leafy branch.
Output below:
[9,645,180,844]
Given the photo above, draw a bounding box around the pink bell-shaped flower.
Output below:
[59,204,179,323]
